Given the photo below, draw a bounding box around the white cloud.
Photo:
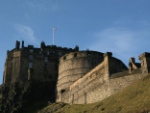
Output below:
[24,0,60,12]
[93,28,134,52]
[90,26,150,65]
[14,24,39,45]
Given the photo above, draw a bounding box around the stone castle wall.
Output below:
[57,52,150,104]
[3,51,21,83]
[58,52,129,103]
[139,52,150,75]
[3,41,77,84]
[57,51,104,101]
[3,40,150,105]
[67,72,144,104]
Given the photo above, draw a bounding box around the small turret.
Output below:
[74,45,79,51]
[15,40,20,50]
[22,40,24,48]
[139,52,150,74]
[40,41,46,51]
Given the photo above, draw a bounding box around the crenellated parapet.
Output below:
[128,57,141,73]
[139,52,150,75]
[59,51,103,63]
[3,40,150,105]
[3,40,77,84]
[57,51,104,102]
[58,52,128,104]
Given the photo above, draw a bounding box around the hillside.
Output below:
[38,75,150,113]
[0,81,56,113]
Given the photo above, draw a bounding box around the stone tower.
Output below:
[56,51,104,102]
[3,40,78,84]
[139,52,150,75]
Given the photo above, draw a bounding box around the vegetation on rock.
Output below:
[0,75,150,113]
[38,75,150,113]
[0,81,56,113]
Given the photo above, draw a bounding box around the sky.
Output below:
[0,0,150,84]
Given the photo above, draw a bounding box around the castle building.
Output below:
[2,41,150,105]
[56,52,150,104]
[57,51,105,102]
[3,40,79,84]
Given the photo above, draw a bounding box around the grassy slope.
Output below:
[39,75,150,113]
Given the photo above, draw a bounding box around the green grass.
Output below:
[38,75,150,113]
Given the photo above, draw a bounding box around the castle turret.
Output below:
[128,57,141,73]
[139,52,150,75]
[3,40,77,84]
[103,52,112,80]
[40,41,46,51]
[15,40,20,50]
[56,51,104,102]
[22,40,24,48]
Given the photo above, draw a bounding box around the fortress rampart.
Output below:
[2,40,150,105]
[57,51,104,101]
[3,40,78,84]
[56,52,150,104]
[139,52,150,75]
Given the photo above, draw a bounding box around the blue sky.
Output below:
[0,0,150,84]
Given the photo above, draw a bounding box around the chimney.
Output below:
[15,40,20,50]
[22,40,24,48]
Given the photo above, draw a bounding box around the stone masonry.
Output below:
[3,40,79,84]
[56,52,150,104]
[2,40,150,105]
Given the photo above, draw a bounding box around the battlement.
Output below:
[139,52,150,60]
[3,40,78,84]
[9,40,78,54]
[129,57,141,73]
[59,51,104,63]
[3,40,150,105]
[5,41,79,62]
[139,52,150,74]
[57,51,104,102]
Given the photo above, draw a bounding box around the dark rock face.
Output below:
[0,80,56,113]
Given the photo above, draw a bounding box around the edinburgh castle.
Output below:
[1,40,150,112]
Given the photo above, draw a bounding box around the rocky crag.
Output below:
[0,80,56,113]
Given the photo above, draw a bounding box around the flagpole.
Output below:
[52,27,57,45]
[52,28,54,45]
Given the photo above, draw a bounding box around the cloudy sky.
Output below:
[0,0,150,84]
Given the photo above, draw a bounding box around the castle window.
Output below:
[29,62,33,68]
[44,57,48,62]
[30,49,33,53]
[47,51,50,55]
[74,53,77,57]
[29,55,33,60]
[61,89,66,94]
[63,56,66,60]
